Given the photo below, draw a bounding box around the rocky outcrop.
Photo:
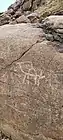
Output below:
[0,14,10,26]
[36,0,63,20]
[41,15,63,44]
[0,1,63,140]
[0,0,63,25]
[0,23,63,140]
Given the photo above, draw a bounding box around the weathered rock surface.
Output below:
[0,130,11,140]
[0,14,10,26]
[41,15,63,44]
[0,23,63,140]
[16,15,30,23]
[36,0,63,20]
[0,0,63,25]
[26,12,40,23]
[0,0,63,140]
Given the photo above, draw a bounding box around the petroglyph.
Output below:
[0,61,62,90]
[5,100,27,115]
[17,61,45,86]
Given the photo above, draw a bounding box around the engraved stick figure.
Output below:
[37,70,45,86]
[27,66,37,85]
[17,61,33,84]
[27,66,45,86]
[17,61,45,86]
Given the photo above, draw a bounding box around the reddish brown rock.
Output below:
[16,15,30,23]
[0,23,63,140]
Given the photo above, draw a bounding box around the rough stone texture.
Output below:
[26,12,40,23]
[0,0,63,25]
[36,0,63,20]
[0,0,63,140]
[16,15,30,23]
[0,14,10,26]
[41,15,63,44]
[0,130,11,140]
[0,23,63,140]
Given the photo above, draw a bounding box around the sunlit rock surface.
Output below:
[0,0,63,140]
[0,0,63,25]
[41,15,63,45]
[0,23,63,140]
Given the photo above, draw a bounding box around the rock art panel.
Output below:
[16,61,45,86]
[0,24,63,140]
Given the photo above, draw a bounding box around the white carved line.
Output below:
[27,66,37,85]
[22,74,26,84]
[17,61,45,86]
[37,75,45,86]
[5,101,27,114]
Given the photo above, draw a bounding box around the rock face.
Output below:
[0,0,63,25]
[0,23,63,140]
[0,0,63,140]
[0,130,11,140]
[0,14,10,26]
[41,15,63,44]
